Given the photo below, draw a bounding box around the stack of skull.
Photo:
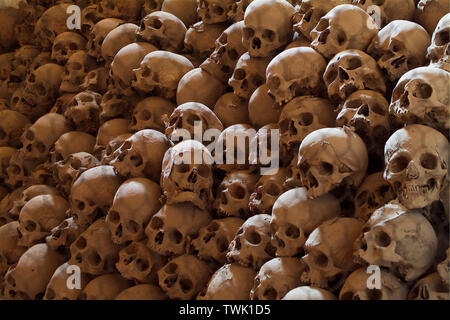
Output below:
[0,0,449,300]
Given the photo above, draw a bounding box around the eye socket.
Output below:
[325,68,337,84]
[315,18,329,32]
[233,69,246,80]
[318,162,333,175]
[175,163,190,173]
[412,82,433,99]
[212,5,224,16]
[197,164,210,178]
[435,29,449,46]
[389,155,410,173]
[69,43,78,51]
[262,29,275,42]
[298,112,313,126]
[371,103,386,116]
[230,185,246,199]
[420,153,438,170]
[375,230,391,247]
[71,62,82,70]
[313,252,328,267]
[243,27,254,39]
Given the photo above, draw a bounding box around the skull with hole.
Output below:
[101,23,139,64]
[311,4,379,59]
[200,21,247,84]
[248,168,289,215]
[53,152,101,196]
[242,0,295,57]
[415,0,449,34]
[97,0,142,21]
[367,20,431,82]
[292,0,351,40]
[132,51,194,100]
[298,127,369,199]
[266,47,327,105]
[248,84,281,129]
[50,131,96,164]
[116,241,167,284]
[33,4,72,49]
[408,272,449,300]
[198,263,256,299]
[81,273,132,300]
[51,32,88,65]
[339,267,408,300]
[4,243,65,300]
[427,13,450,72]
[355,201,438,282]
[161,0,200,27]
[99,90,139,122]
[21,113,72,162]
[250,257,305,300]
[137,11,187,53]
[69,165,123,228]
[191,218,244,265]
[110,129,171,182]
[176,68,227,108]
[101,134,133,165]
[437,248,449,286]
[282,286,337,300]
[145,203,212,257]
[0,110,30,148]
[130,97,176,133]
[226,214,276,270]
[69,218,123,276]
[161,140,214,210]
[115,284,167,300]
[336,90,390,172]
[215,170,259,219]
[93,118,130,160]
[17,194,69,247]
[300,217,363,289]
[64,91,102,134]
[0,222,26,277]
[213,93,250,128]
[278,96,336,160]
[389,67,449,134]
[45,217,84,257]
[106,178,161,245]
[353,0,415,28]
[110,42,157,96]
[80,5,105,38]
[354,172,395,221]
[142,0,165,16]
[164,102,223,144]
[384,124,449,210]
[60,51,98,94]
[87,18,124,62]
[197,0,234,24]
[158,254,213,300]
[81,67,109,93]
[323,50,386,104]
[229,52,271,100]
[43,262,90,300]
[270,187,341,257]
[184,22,228,60]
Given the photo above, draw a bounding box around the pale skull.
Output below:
[427,13,450,72]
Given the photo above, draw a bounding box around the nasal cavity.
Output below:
[252,37,261,49]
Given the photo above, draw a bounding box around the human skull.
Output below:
[81,273,132,300]
[110,129,171,182]
[184,21,228,59]
[87,18,124,62]
[69,218,123,276]
[198,263,256,299]
[339,267,408,300]
[161,0,200,27]
[60,51,98,94]
[300,217,363,289]
[355,201,438,282]
[132,51,194,100]
[242,0,296,57]
[137,11,187,52]
[226,214,276,270]
[270,187,341,257]
[383,125,449,210]
[408,272,449,300]
[389,67,449,134]
[197,0,234,24]
[427,14,450,72]
[116,241,167,284]
[51,32,88,65]
[191,218,244,265]
[146,203,211,257]
[106,178,161,245]
[64,91,102,134]
[80,5,105,38]
[310,4,379,59]
[45,217,84,257]
[200,21,247,84]
[21,113,72,162]
[266,47,327,104]
[158,254,213,300]
[415,0,449,34]
[298,127,368,199]
[229,53,271,100]
[101,134,134,165]
[97,0,142,21]
[130,97,176,133]
[43,262,90,300]
[0,222,26,277]
[0,110,30,148]
[278,96,336,158]
[34,4,72,49]
[10,45,40,82]
[81,67,109,93]
[51,131,96,163]
[99,90,139,122]
[93,118,130,160]
[100,23,139,64]
[69,165,123,228]
[250,257,304,300]
[367,20,431,82]
[323,50,386,104]
[281,286,337,300]
[354,172,395,221]
[353,0,415,28]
